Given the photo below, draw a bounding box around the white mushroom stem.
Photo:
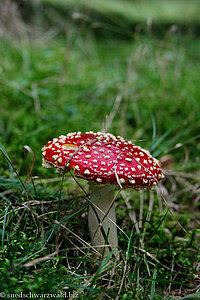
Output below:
[88,184,119,258]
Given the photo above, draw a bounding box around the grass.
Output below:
[0,34,199,175]
[0,1,200,299]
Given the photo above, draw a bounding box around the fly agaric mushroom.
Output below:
[42,131,164,258]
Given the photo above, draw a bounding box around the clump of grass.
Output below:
[0,1,200,298]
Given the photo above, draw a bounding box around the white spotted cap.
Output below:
[42,131,164,188]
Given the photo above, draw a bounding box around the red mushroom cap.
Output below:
[42,131,164,188]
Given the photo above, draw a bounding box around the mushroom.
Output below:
[42,131,164,258]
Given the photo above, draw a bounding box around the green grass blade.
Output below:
[183,293,200,299]
[126,225,134,260]
[2,206,9,250]
[150,269,157,300]
[0,144,14,178]
[0,146,28,195]
[151,124,176,153]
